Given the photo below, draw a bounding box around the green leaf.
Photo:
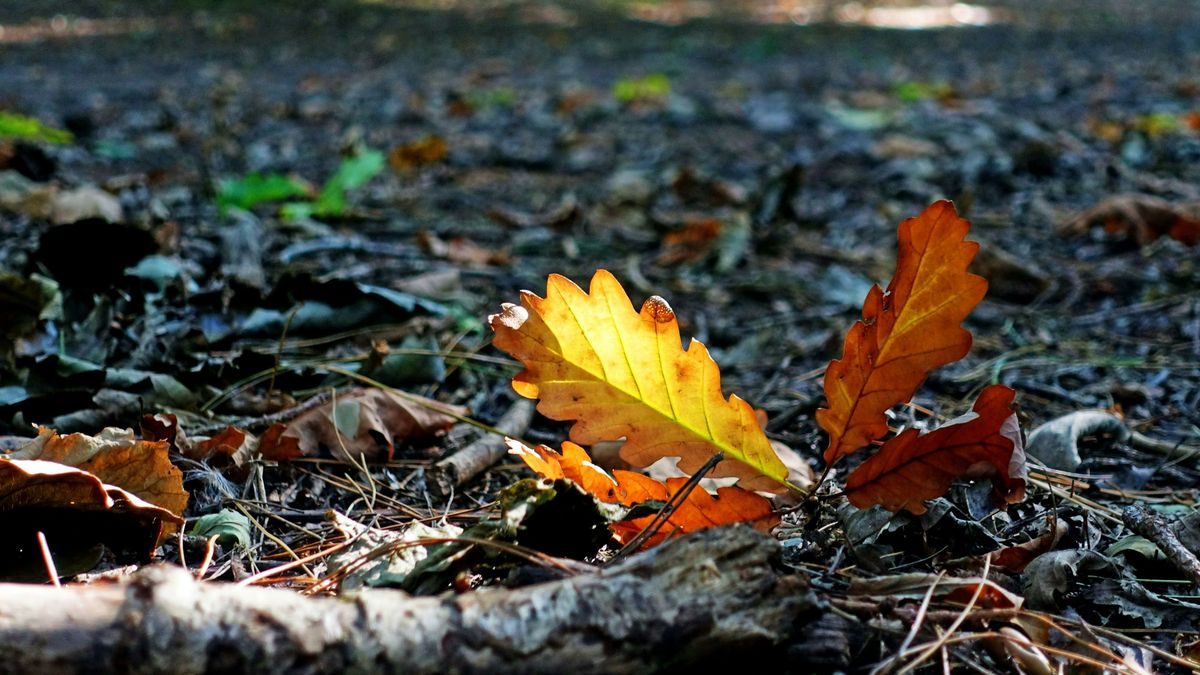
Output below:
[0,111,72,144]
[613,73,671,104]
[313,150,385,216]
[216,173,309,212]
[189,510,253,549]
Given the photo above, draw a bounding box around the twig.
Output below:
[36,532,60,587]
[607,452,725,564]
[1122,504,1200,586]
[196,535,218,579]
[426,398,536,498]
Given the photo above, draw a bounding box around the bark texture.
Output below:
[0,526,820,674]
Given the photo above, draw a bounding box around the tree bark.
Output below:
[0,526,821,674]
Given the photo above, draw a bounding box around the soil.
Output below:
[1,0,1199,671]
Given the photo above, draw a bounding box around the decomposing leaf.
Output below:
[389,135,448,172]
[849,572,1023,610]
[256,388,465,463]
[11,426,188,521]
[508,439,779,547]
[1060,194,1200,246]
[1025,410,1129,471]
[0,458,183,580]
[49,186,124,224]
[994,519,1068,573]
[417,231,510,267]
[326,509,462,590]
[490,269,789,493]
[189,509,252,549]
[142,413,258,474]
[818,200,987,463]
[843,385,1025,514]
[655,217,721,266]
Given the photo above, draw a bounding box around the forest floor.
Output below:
[1,0,1199,672]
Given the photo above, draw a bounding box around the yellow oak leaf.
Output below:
[490,269,791,493]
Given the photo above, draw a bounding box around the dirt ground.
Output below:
[1,0,1199,671]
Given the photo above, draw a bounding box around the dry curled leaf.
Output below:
[1060,194,1200,246]
[843,385,1026,514]
[818,200,987,464]
[388,135,448,172]
[490,269,789,493]
[12,426,188,522]
[257,388,466,463]
[507,439,778,547]
[0,458,184,579]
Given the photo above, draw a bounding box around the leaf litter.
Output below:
[1,1,1199,671]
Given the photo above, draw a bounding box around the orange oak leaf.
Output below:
[607,475,779,547]
[507,438,779,547]
[0,459,184,576]
[11,426,189,524]
[490,269,789,493]
[843,384,1026,514]
[505,438,619,500]
[817,200,987,464]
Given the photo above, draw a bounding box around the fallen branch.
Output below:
[0,526,820,673]
[427,398,535,498]
[1122,504,1200,586]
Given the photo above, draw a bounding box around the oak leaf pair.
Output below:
[490,200,1026,543]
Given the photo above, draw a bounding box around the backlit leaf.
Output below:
[843,384,1026,514]
[12,426,188,525]
[817,200,987,463]
[490,269,790,493]
[507,438,778,547]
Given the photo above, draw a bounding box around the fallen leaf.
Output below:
[849,572,1022,610]
[0,458,183,580]
[507,439,779,547]
[506,439,619,499]
[389,135,448,172]
[817,200,987,464]
[256,388,465,463]
[417,231,510,267]
[189,509,252,549]
[12,426,188,522]
[490,269,790,493]
[1025,410,1129,471]
[487,195,579,229]
[1060,194,1200,246]
[607,475,779,547]
[994,519,1068,573]
[326,509,462,590]
[50,186,124,224]
[843,385,1026,514]
[655,217,721,266]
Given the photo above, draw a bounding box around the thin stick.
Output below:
[896,554,992,674]
[196,535,218,579]
[237,538,355,587]
[608,452,724,563]
[35,532,60,587]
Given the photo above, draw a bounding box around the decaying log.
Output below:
[0,526,821,674]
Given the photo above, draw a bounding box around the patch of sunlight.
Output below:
[0,15,181,45]
[831,2,1001,29]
